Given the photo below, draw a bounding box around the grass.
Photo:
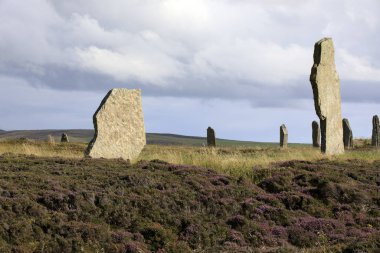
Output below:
[146,133,308,147]
[0,129,309,147]
[0,138,379,180]
[139,145,324,178]
[0,139,86,159]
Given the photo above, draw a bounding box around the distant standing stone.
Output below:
[312,121,320,148]
[207,127,216,147]
[372,115,380,147]
[310,38,344,155]
[342,119,353,149]
[85,89,146,160]
[61,133,69,143]
[280,124,288,148]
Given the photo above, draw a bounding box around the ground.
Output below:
[0,140,379,252]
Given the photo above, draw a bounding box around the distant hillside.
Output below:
[0,129,307,147]
[0,129,94,143]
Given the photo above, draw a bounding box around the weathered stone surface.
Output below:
[85,89,146,160]
[280,124,288,148]
[310,38,344,155]
[312,121,320,148]
[372,115,380,147]
[207,127,216,147]
[61,133,69,143]
[342,118,353,149]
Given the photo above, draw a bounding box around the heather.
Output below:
[0,154,379,252]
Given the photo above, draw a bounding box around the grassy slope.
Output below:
[0,155,379,252]
[1,139,379,179]
[0,130,308,147]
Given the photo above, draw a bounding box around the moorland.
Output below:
[0,132,379,252]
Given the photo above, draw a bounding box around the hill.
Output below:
[0,129,94,143]
[0,154,378,252]
[0,129,307,147]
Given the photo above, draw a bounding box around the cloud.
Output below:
[0,75,102,130]
[0,0,379,108]
[191,39,310,85]
[75,46,185,85]
[0,0,64,64]
[338,49,380,82]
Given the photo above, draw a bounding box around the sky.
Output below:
[0,0,379,143]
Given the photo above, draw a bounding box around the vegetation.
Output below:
[0,138,379,179]
[0,139,85,159]
[0,130,308,147]
[0,139,379,252]
[139,145,324,178]
[0,154,379,252]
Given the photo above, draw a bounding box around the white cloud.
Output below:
[0,0,64,64]
[75,46,185,85]
[337,49,380,82]
[1,0,379,93]
[191,39,311,85]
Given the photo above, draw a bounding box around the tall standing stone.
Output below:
[207,127,216,147]
[61,133,69,143]
[312,121,320,148]
[342,118,353,149]
[310,38,344,155]
[280,124,288,148]
[372,115,380,147]
[85,88,146,160]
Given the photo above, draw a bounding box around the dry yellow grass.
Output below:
[139,145,324,177]
[0,139,86,158]
[1,139,379,178]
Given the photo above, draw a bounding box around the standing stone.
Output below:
[47,135,55,144]
[207,127,216,147]
[61,133,69,143]
[312,121,320,148]
[342,119,353,149]
[85,89,146,160]
[372,115,380,147]
[310,38,344,155]
[280,124,288,148]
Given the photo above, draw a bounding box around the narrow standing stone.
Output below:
[61,133,69,143]
[312,121,320,148]
[310,38,344,155]
[280,124,288,148]
[85,88,146,160]
[207,127,216,147]
[372,115,380,147]
[342,119,353,149]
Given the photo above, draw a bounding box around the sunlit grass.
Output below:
[138,145,325,178]
[0,139,86,158]
[1,138,379,179]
